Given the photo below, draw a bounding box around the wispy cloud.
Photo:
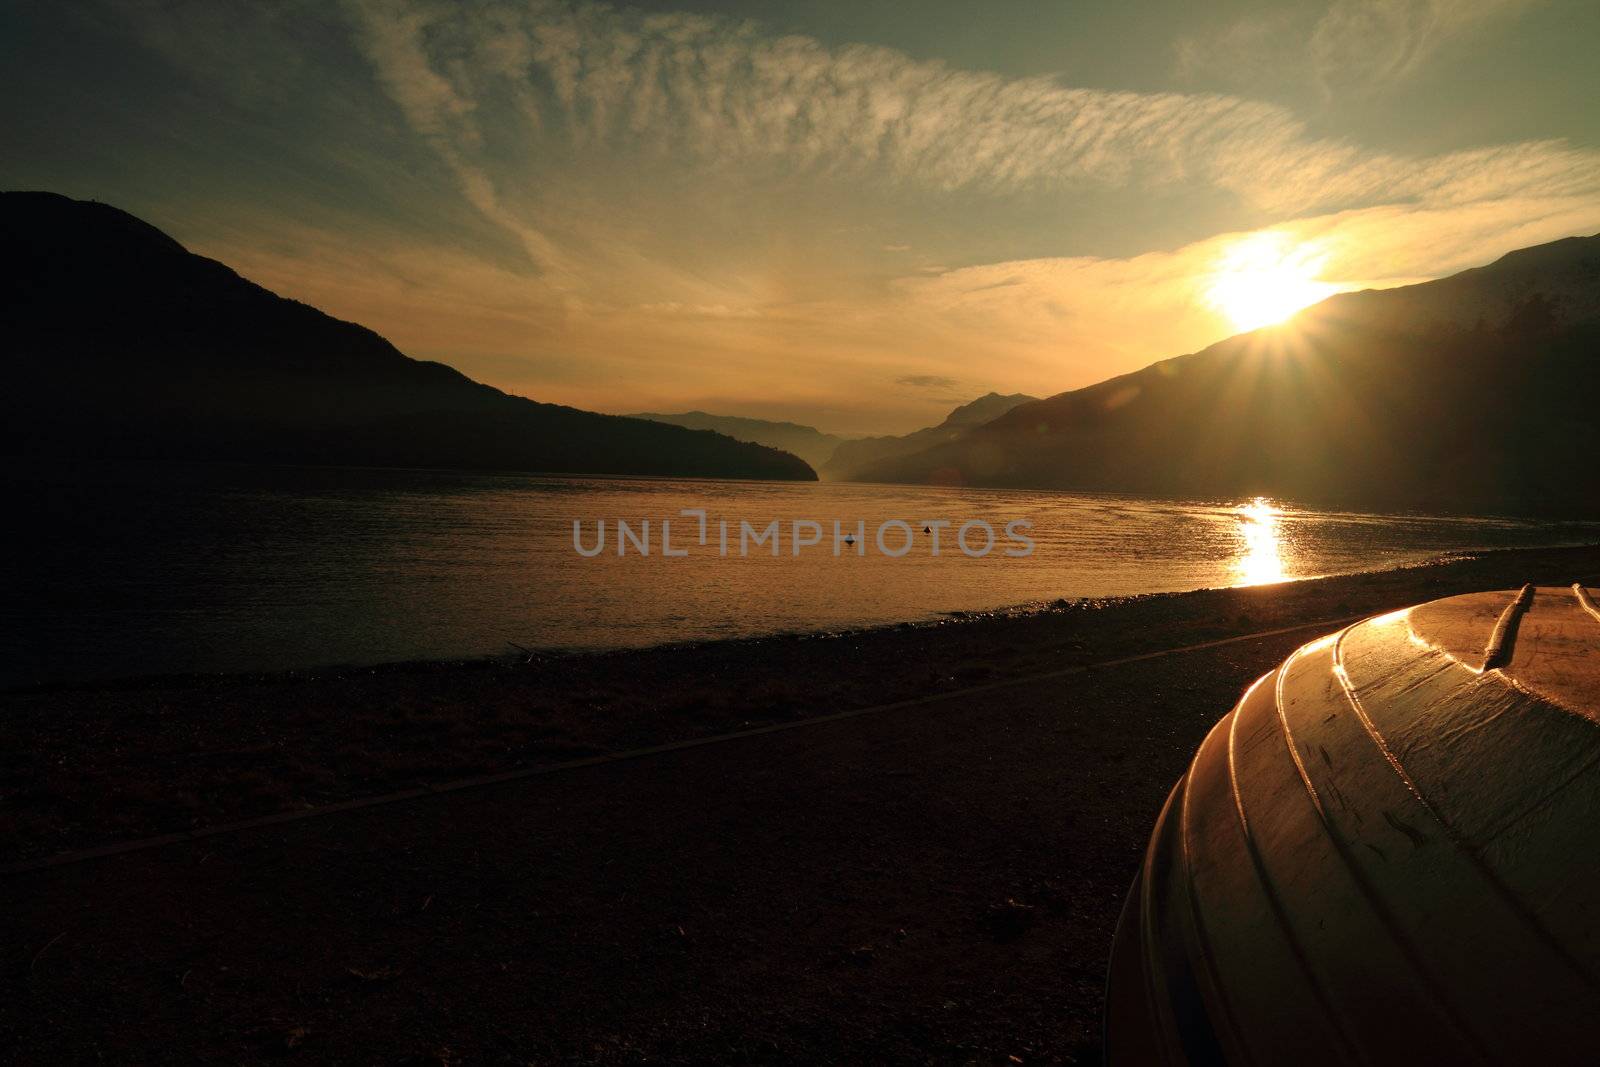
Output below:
[638,302,763,319]
[347,0,1596,224]
[1174,9,1304,91]
[895,375,962,390]
[345,0,569,279]
[1311,0,1542,96]
[1178,0,1543,99]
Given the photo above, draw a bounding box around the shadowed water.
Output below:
[5,461,1597,688]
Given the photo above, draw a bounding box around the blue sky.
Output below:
[5,0,1598,433]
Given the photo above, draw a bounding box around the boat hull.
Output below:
[1105,586,1600,1065]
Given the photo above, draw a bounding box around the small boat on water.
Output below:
[1105,584,1600,1066]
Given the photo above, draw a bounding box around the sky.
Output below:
[4,0,1599,434]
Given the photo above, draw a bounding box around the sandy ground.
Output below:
[4,543,1600,1063]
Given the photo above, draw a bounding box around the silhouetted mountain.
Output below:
[847,235,1600,516]
[822,392,1038,479]
[1,193,815,480]
[627,411,848,469]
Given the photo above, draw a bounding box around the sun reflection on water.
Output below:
[1234,496,1287,586]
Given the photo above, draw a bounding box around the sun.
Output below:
[1206,233,1340,332]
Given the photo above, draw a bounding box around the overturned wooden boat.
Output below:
[1106,585,1600,1066]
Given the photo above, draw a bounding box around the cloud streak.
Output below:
[896,375,962,390]
[347,0,1597,222]
[1178,0,1544,99]
[1310,0,1542,97]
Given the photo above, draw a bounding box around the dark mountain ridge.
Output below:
[848,234,1600,517]
[1,192,815,480]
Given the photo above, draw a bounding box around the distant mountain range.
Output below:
[627,411,849,469]
[822,392,1038,479]
[846,235,1600,516]
[0,193,814,481]
[630,394,1040,476]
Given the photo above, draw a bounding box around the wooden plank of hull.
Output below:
[1136,772,1235,1065]
[1217,646,1481,1064]
[1178,683,1346,1066]
[1179,674,1366,1065]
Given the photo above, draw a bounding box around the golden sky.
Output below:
[5,0,1599,433]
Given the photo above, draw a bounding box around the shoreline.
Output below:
[6,539,1592,699]
[19,454,1600,520]
[6,542,1600,865]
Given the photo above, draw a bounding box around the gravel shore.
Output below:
[5,543,1599,1063]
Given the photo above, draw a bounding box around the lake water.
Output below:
[5,461,1598,688]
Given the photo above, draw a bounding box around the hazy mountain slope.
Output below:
[0,192,815,481]
[628,411,846,469]
[847,235,1600,516]
[822,392,1038,479]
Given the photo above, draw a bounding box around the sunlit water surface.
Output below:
[5,462,1597,687]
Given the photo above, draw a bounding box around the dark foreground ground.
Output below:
[5,544,1600,1064]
